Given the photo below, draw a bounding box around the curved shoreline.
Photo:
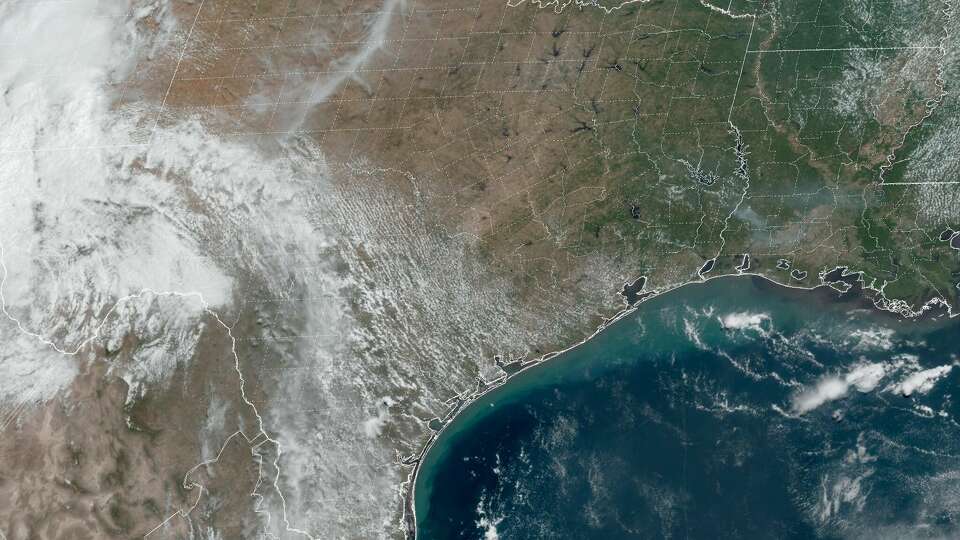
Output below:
[400,267,957,538]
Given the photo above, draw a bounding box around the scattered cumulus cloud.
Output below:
[718,312,771,335]
[849,328,895,351]
[845,362,887,393]
[793,355,956,414]
[888,364,954,397]
[475,499,503,540]
[361,396,396,438]
[477,516,502,540]
[793,377,850,414]
[793,361,889,414]
[815,471,873,524]
[683,318,707,349]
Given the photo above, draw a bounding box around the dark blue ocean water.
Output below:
[414,277,960,540]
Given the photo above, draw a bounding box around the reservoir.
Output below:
[414,277,960,539]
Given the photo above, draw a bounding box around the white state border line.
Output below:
[0,241,314,540]
[881,181,960,185]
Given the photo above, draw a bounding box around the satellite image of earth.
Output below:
[1,0,960,538]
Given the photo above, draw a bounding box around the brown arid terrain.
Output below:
[1,0,960,538]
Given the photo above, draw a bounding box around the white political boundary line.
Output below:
[0,241,314,539]
[881,181,960,185]
[149,0,206,141]
[748,46,940,53]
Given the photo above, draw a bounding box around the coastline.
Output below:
[400,266,958,538]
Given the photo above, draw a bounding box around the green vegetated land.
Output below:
[487,0,960,312]
[363,0,960,325]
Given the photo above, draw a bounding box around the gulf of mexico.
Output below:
[414,276,960,539]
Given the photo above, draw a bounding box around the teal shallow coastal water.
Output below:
[414,277,960,539]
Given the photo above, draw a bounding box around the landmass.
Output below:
[1,0,959,538]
